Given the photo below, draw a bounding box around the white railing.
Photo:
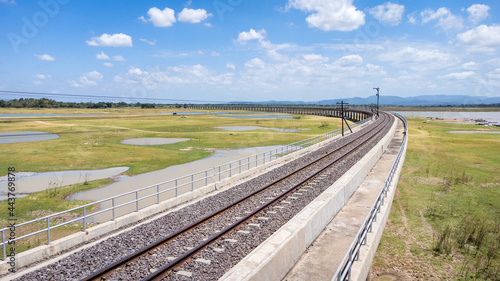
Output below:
[1,116,374,260]
[331,113,407,281]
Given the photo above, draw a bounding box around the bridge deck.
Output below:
[283,118,405,281]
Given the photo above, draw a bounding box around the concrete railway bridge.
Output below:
[186,104,374,122]
[2,106,407,281]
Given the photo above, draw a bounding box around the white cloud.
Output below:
[112,55,126,61]
[457,25,500,52]
[96,51,110,60]
[226,63,236,70]
[407,12,417,24]
[113,65,234,88]
[368,2,404,26]
[486,58,500,66]
[32,80,42,85]
[237,29,266,43]
[487,68,500,80]
[439,71,477,80]
[140,38,156,46]
[34,53,55,61]
[178,8,212,23]
[335,54,363,67]
[421,7,463,31]
[379,47,453,71]
[71,71,103,88]
[461,61,479,70]
[245,58,266,69]
[33,74,50,80]
[302,53,329,63]
[287,0,365,31]
[145,7,176,27]
[96,52,125,61]
[103,62,113,67]
[467,4,489,25]
[211,51,220,56]
[128,66,149,76]
[86,33,133,47]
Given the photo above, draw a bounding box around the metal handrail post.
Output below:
[2,230,5,260]
[135,191,139,212]
[47,217,51,244]
[82,206,86,232]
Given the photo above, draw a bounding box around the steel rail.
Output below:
[81,113,390,281]
[144,113,391,281]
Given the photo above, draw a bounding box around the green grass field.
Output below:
[1,108,347,251]
[1,108,343,175]
[372,117,500,280]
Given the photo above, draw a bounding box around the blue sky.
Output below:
[1,0,500,103]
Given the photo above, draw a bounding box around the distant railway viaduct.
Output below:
[186,104,374,122]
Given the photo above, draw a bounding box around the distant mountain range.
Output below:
[230,95,500,106]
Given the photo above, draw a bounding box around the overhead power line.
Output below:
[0,90,227,103]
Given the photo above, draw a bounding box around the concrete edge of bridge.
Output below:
[350,121,408,281]
[219,115,398,281]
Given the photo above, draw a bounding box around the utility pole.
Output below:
[373,87,380,117]
[336,101,353,136]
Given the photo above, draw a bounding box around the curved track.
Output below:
[14,113,393,281]
[80,113,392,281]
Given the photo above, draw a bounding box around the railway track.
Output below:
[77,113,393,281]
[14,113,393,281]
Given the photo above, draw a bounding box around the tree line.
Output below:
[0,98,187,109]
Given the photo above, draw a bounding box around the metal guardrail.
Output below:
[331,113,407,281]
[1,116,374,260]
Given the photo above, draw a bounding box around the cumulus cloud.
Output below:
[407,12,417,24]
[34,53,55,61]
[226,63,236,70]
[86,33,133,47]
[457,25,500,52]
[368,2,404,26]
[112,55,126,61]
[96,51,110,60]
[144,7,176,27]
[487,68,500,80]
[335,54,363,67]
[70,71,103,87]
[462,61,479,70]
[439,71,477,80]
[103,62,113,68]
[96,52,126,61]
[421,7,463,31]
[178,8,212,23]
[379,47,453,71]
[287,0,365,31]
[302,54,329,63]
[113,65,234,88]
[237,29,266,43]
[467,4,489,25]
[128,66,149,76]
